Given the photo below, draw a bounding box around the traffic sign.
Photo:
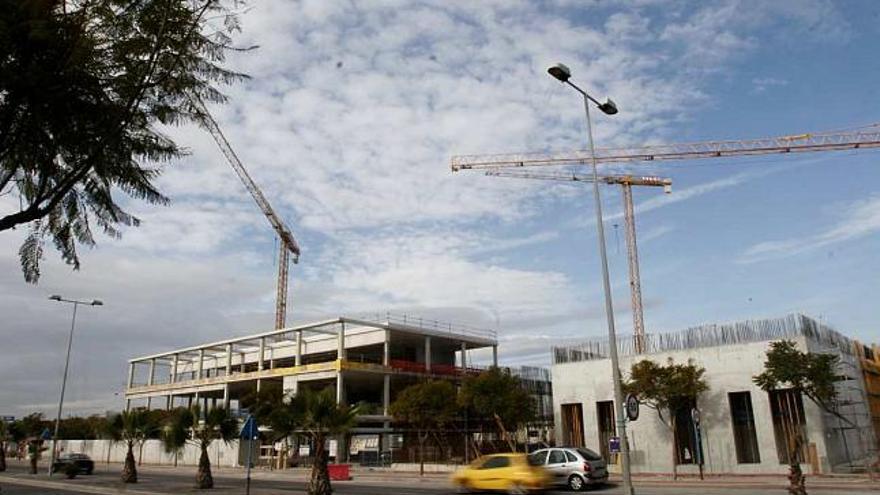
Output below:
[40,428,52,441]
[625,394,640,421]
[1,415,14,422]
[609,436,621,453]
[239,415,258,440]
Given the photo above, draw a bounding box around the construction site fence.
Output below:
[553,313,855,365]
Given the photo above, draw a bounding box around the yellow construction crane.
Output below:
[195,99,301,330]
[453,123,880,352]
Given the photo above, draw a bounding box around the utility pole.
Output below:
[47,295,103,476]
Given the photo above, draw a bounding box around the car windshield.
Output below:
[577,448,603,461]
[527,452,546,466]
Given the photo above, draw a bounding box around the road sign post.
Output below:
[691,408,704,480]
[240,415,259,495]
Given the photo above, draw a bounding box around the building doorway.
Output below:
[769,389,808,464]
[596,401,616,463]
[561,403,584,447]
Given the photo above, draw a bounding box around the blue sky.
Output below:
[1,0,879,415]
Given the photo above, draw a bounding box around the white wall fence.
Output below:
[58,439,243,468]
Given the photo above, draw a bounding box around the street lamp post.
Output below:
[47,295,103,476]
[548,63,634,495]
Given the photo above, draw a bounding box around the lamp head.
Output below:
[547,63,572,82]
[598,98,618,115]
[49,295,62,301]
[91,300,104,306]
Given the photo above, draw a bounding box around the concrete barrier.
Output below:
[57,439,242,468]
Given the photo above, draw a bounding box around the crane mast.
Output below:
[485,169,670,353]
[195,99,301,329]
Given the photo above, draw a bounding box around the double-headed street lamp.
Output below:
[548,63,634,495]
[47,295,103,476]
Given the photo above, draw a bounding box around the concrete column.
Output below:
[240,353,246,373]
[269,347,275,369]
[127,363,135,389]
[148,359,156,386]
[146,397,152,410]
[197,349,205,379]
[383,330,390,366]
[223,384,230,409]
[425,336,432,373]
[166,395,172,410]
[383,374,390,416]
[125,399,131,411]
[187,396,193,408]
[258,338,266,371]
[337,322,346,360]
[171,354,179,383]
[460,342,467,369]
[295,330,303,366]
[225,344,232,376]
[492,345,498,367]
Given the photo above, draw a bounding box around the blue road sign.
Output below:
[40,428,52,441]
[609,436,621,453]
[240,415,258,440]
[1,415,15,422]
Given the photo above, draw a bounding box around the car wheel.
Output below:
[568,474,586,491]
[507,482,528,495]
[455,481,472,494]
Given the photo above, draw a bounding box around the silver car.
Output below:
[528,447,608,491]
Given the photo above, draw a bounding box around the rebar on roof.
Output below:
[552,313,855,365]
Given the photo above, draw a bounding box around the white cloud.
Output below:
[0,0,857,416]
[751,77,789,93]
[740,195,880,263]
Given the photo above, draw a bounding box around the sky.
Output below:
[2,0,879,417]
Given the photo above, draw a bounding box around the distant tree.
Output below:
[104,410,158,483]
[623,358,709,479]
[459,367,535,452]
[0,0,248,282]
[58,415,108,440]
[390,380,459,476]
[0,420,8,471]
[294,388,359,495]
[161,406,237,489]
[11,413,47,474]
[753,340,847,495]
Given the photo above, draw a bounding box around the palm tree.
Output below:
[293,388,359,495]
[104,409,156,483]
[161,406,237,489]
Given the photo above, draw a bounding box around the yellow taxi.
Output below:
[451,453,550,494]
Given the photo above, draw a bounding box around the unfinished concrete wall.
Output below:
[552,336,850,475]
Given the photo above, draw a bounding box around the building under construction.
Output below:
[125,313,500,462]
[552,314,876,475]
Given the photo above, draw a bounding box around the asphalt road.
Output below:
[0,463,867,495]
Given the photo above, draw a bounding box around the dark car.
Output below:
[528,447,608,491]
[52,453,94,475]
